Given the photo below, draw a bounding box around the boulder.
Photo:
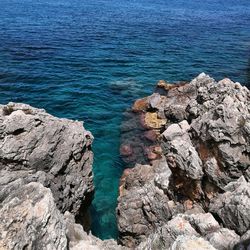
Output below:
[0,102,98,249]
[170,235,216,250]
[117,162,172,248]
[209,176,250,235]
[0,182,67,250]
[0,102,94,216]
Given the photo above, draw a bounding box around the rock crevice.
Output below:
[0,102,125,250]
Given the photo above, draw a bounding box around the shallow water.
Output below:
[0,0,250,239]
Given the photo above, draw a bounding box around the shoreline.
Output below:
[1,73,250,249]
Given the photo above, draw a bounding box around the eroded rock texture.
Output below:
[0,103,111,250]
[0,182,67,250]
[65,212,127,250]
[0,102,94,216]
[0,180,125,250]
[117,73,250,249]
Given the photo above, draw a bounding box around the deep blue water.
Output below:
[0,0,250,239]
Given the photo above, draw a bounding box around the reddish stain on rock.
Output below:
[120,144,133,157]
[144,130,158,142]
[139,113,148,129]
[144,145,163,160]
[132,97,149,112]
[119,168,132,196]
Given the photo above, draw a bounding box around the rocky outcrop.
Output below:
[0,103,112,249]
[136,213,240,250]
[0,179,125,250]
[0,102,94,216]
[65,212,127,250]
[117,73,250,249]
[209,176,250,236]
[0,181,67,250]
[117,162,172,247]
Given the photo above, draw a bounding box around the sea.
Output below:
[0,0,249,239]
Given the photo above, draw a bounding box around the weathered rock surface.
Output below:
[117,162,172,247]
[0,103,115,250]
[0,102,94,216]
[0,181,67,250]
[0,180,125,250]
[65,212,127,250]
[136,213,240,250]
[209,176,250,236]
[117,73,250,248]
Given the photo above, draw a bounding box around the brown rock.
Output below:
[120,144,133,157]
[144,146,163,161]
[132,97,149,112]
[157,80,188,92]
[157,80,175,90]
[184,200,193,210]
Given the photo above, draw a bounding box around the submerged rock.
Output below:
[117,73,250,248]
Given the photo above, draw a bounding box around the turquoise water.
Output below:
[0,0,250,239]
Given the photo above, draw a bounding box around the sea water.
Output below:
[0,0,249,239]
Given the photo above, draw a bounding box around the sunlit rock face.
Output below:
[117,74,250,249]
[0,103,98,249]
[0,102,94,216]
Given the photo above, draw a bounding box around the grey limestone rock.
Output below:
[209,176,250,236]
[206,228,240,250]
[136,213,239,250]
[65,212,127,250]
[0,102,94,216]
[163,121,204,180]
[0,180,124,250]
[118,74,250,248]
[170,235,216,250]
[0,102,98,250]
[117,162,173,248]
[0,182,68,250]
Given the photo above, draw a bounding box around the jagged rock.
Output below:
[0,102,94,216]
[117,162,173,248]
[163,121,204,180]
[0,182,68,250]
[209,176,250,235]
[170,235,216,250]
[118,73,250,248]
[206,228,240,250]
[235,230,250,249]
[182,213,220,235]
[0,103,100,249]
[65,212,126,250]
[117,183,170,248]
[137,213,239,250]
[0,180,124,250]
[136,215,200,249]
